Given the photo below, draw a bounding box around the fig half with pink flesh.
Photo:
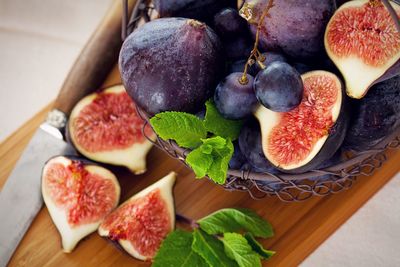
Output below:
[325,0,400,99]
[98,172,176,261]
[255,71,348,173]
[42,156,120,252]
[68,85,155,174]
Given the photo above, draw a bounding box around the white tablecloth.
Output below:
[0,1,399,266]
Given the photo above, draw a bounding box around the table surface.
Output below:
[1,66,400,267]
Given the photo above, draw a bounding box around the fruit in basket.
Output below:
[228,51,287,75]
[214,8,249,37]
[229,141,247,169]
[255,70,348,173]
[42,156,120,252]
[224,36,254,61]
[154,0,237,23]
[239,118,279,173]
[254,61,304,112]
[214,72,258,119]
[345,75,400,150]
[119,18,224,115]
[98,172,176,261]
[243,0,335,59]
[324,0,400,99]
[68,85,154,174]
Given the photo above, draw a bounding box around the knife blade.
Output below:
[0,0,139,265]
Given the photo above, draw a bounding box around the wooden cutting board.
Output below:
[1,66,399,267]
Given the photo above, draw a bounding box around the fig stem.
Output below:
[176,213,199,229]
[381,0,400,34]
[240,0,274,82]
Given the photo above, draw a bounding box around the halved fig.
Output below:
[42,156,120,252]
[254,71,348,173]
[98,172,176,261]
[325,0,400,99]
[68,85,155,174]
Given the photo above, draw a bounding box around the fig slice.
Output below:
[68,85,155,174]
[325,0,400,99]
[42,156,120,252]
[98,172,176,261]
[255,71,348,173]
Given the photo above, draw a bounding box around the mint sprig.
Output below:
[198,208,274,238]
[152,208,275,267]
[149,100,242,184]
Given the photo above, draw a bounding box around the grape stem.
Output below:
[239,0,275,85]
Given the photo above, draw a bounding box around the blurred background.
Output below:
[0,1,399,266]
[0,0,113,142]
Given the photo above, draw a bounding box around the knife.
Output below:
[0,0,138,265]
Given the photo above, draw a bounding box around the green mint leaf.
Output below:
[150,112,207,149]
[152,230,209,267]
[244,233,275,259]
[192,229,238,267]
[204,100,243,141]
[198,208,274,238]
[186,147,213,178]
[206,138,234,184]
[221,233,261,267]
[185,137,234,185]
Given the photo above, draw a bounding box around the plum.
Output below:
[119,18,224,114]
[243,0,335,60]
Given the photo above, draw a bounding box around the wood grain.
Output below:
[1,66,399,267]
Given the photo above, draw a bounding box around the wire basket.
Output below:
[122,0,400,202]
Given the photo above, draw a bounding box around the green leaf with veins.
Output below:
[150,111,207,149]
[244,232,275,259]
[221,233,261,267]
[204,100,243,141]
[185,136,234,184]
[152,230,208,267]
[198,208,274,238]
[192,229,238,267]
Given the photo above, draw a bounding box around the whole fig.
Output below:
[243,0,335,60]
[119,18,224,114]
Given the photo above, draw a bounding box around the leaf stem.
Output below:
[176,213,199,229]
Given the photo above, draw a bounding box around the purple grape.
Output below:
[214,72,258,119]
[238,119,278,173]
[253,51,288,74]
[214,8,248,37]
[254,61,303,112]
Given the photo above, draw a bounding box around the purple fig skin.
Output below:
[119,18,224,115]
[245,0,335,60]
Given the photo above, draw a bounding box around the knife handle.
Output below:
[53,0,137,115]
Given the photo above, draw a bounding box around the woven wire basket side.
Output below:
[123,0,400,202]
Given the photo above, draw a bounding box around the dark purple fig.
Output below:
[345,75,400,151]
[119,18,224,114]
[154,0,237,23]
[243,0,335,60]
